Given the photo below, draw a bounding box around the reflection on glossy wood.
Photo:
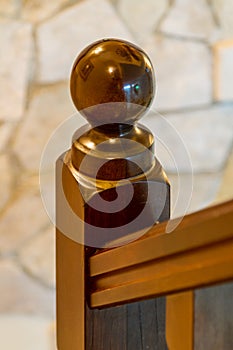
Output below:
[70,38,155,127]
[89,200,233,308]
[57,36,233,349]
[90,199,233,277]
[56,156,86,350]
[56,151,170,349]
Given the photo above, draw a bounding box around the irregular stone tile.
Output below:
[13,83,76,172]
[143,105,233,173]
[161,0,217,40]
[0,260,54,317]
[168,172,222,219]
[0,122,15,152]
[210,0,233,39]
[214,148,233,204]
[19,226,55,288]
[109,0,118,6]
[143,35,212,111]
[22,0,71,23]
[0,314,53,350]
[37,0,134,83]
[0,20,33,120]
[213,40,233,101]
[0,189,50,255]
[118,0,169,44]
[0,155,13,211]
[0,0,19,17]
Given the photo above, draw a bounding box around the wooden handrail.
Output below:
[88,200,233,308]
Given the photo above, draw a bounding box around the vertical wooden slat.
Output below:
[140,298,167,350]
[166,291,194,350]
[56,232,85,350]
[127,302,143,348]
[155,298,168,350]
[56,157,86,350]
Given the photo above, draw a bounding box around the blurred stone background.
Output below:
[0,0,232,348]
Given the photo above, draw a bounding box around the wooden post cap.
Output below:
[57,38,169,247]
[70,38,155,131]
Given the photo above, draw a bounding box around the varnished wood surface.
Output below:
[56,230,86,350]
[56,156,86,350]
[88,200,233,308]
[83,150,170,349]
[56,152,170,349]
[90,199,233,277]
[166,291,194,350]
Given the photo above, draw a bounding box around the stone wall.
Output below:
[0,0,232,348]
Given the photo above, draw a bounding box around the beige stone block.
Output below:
[0,260,54,316]
[0,154,13,211]
[0,189,50,255]
[0,20,33,121]
[214,149,233,204]
[36,0,133,83]
[0,0,20,17]
[161,0,217,40]
[143,35,212,111]
[0,314,53,350]
[118,0,169,43]
[143,105,233,173]
[19,226,55,288]
[22,0,71,23]
[13,83,76,172]
[0,122,14,152]
[169,172,222,219]
[210,0,233,39]
[213,39,233,101]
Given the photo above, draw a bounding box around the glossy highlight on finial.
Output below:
[70,38,155,128]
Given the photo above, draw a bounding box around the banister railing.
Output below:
[56,38,233,350]
[89,199,233,308]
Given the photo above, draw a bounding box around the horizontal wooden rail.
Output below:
[88,200,233,308]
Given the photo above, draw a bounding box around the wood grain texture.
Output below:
[88,200,233,308]
[86,298,167,350]
[83,150,170,349]
[90,200,233,277]
[166,291,194,350]
[194,282,233,350]
[56,156,86,350]
[90,235,233,308]
[84,157,170,248]
[56,230,85,350]
[56,150,170,349]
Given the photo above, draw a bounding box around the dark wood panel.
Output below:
[127,302,142,348]
[194,282,233,350]
[86,303,127,350]
[86,298,167,349]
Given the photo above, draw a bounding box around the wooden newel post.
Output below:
[56,39,170,349]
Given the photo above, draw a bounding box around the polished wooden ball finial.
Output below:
[70,38,155,129]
